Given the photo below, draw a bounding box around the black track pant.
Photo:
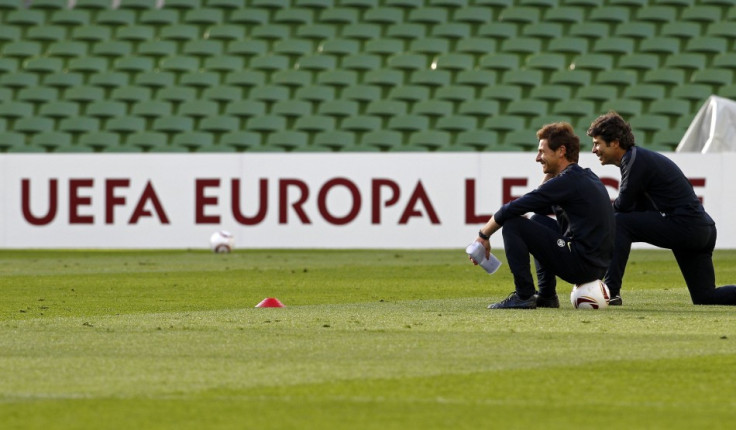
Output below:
[501,215,607,299]
[605,211,736,305]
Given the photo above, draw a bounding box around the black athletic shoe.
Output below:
[536,294,560,308]
[608,295,622,306]
[488,292,537,309]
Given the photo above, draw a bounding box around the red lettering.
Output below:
[318,178,361,225]
[22,178,57,226]
[502,178,527,204]
[371,179,400,224]
[195,179,220,224]
[464,179,491,224]
[129,181,169,224]
[232,178,268,225]
[105,179,129,224]
[69,179,94,224]
[399,181,440,224]
[279,179,310,224]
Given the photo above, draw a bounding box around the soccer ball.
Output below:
[209,230,234,253]
[570,280,610,309]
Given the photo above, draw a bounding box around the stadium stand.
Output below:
[0,0,730,152]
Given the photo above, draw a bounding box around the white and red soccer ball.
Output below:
[570,280,610,309]
[209,230,234,253]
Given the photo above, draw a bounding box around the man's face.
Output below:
[536,139,562,175]
[591,136,619,166]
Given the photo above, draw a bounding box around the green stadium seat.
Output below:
[642,68,685,87]
[618,53,660,73]
[219,131,261,151]
[140,9,179,27]
[251,24,291,42]
[664,53,706,72]
[199,115,240,134]
[340,115,382,133]
[458,99,501,118]
[118,0,156,12]
[649,99,690,118]
[224,70,267,89]
[453,6,493,25]
[296,23,336,41]
[636,6,677,23]
[70,25,112,45]
[226,39,268,58]
[409,70,452,89]
[293,85,336,103]
[246,115,287,133]
[59,117,100,135]
[14,117,54,135]
[171,132,213,152]
[86,100,126,121]
[523,22,563,40]
[434,53,475,72]
[530,84,572,102]
[0,25,21,44]
[387,85,430,103]
[38,101,78,120]
[592,37,635,55]
[364,38,405,56]
[91,41,132,59]
[435,85,475,103]
[595,69,638,86]
[135,72,175,90]
[622,84,666,103]
[0,132,26,151]
[569,22,607,39]
[690,68,733,88]
[272,100,312,119]
[249,85,290,103]
[479,53,521,71]
[293,115,336,134]
[17,86,58,105]
[177,100,217,120]
[407,130,450,151]
[224,100,266,119]
[600,98,642,116]
[342,54,382,72]
[685,37,728,55]
[78,131,121,151]
[499,6,540,24]
[456,69,498,89]
[313,130,355,151]
[69,56,109,75]
[575,84,619,103]
[713,53,736,71]
[483,114,525,132]
[432,23,472,41]
[137,40,178,59]
[361,130,403,151]
[2,41,42,59]
[342,84,382,103]
[110,86,151,104]
[502,69,544,88]
[671,84,711,104]
[0,72,38,90]
[157,86,196,105]
[409,37,450,55]
[411,99,451,118]
[615,22,656,40]
[552,99,595,118]
[249,54,290,71]
[408,7,447,25]
[301,68,348,91]
[96,9,135,28]
[317,7,358,25]
[503,130,538,151]
[477,22,517,40]
[455,37,498,56]
[454,130,499,151]
[43,72,83,90]
[386,53,427,71]
[588,6,630,23]
[273,7,313,26]
[6,9,45,27]
[629,114,670,134]
[116,25,156,44]
[660,22,700,40]
[482,84,523,103]
[272,69,313,89]
[183,40,223,58]
[500,37,542,55]
[184,8,224,27]
[206,24,245,42]
[132,101,173,119]
[22,58,62,75]
[318,100,360,119]
[571,54,614,72]
[342,23,382,41]
[27,25,67,44]
[266,131,309,151]
[105,116,146,138]
[201,85,242,104]
[297,54,338,71]
[507,99,548,117]
[160,24,199,42]
[364,69,404,89]
[152,116,194,134]
[180,72,220,90]
[31,132,72,152]
[525,53,566,72]
[74,0,112,12]
[681,5,721,23]
[47,40,88,59]
[64,86,105,104]
[126,131,168,151]
[340,0,379,8]
[435,115,478,133]
[50,8,92,26]
[386,23,425,41]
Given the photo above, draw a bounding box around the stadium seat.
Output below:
[14,117,54,135]
[410,70,452,89]
[313,131,356,151]
[272,100,312,119]
[2,41,42,59]
[153,115,194,134]
[595,69,638,86]
[294,85,336,104]
[224,70,267,90]
[690,68,733,88]
[387,85,431,103]
[436,115,478,133]
[530,85,572,102]
[340,115,382,133]
[713,53,736,71]
[31,132,72,152]
[455,130,500,151]
[318,100,360,119]
[0,132,26,152]
[79,131,121,151]
[127,131,169,151]
[649,99,691,118]
[364,69,404,89]
[483,114,525,132]
[435,85,475,103]
[296,24,336,41]
[599,98,643,117]
[366,99,409,118]
[552,99,596,118]
[409,37,451,55]
[544,6,585,24]
[59,117,100,135]
[246,115,287,133]
[173,132,215,152]
[636,6,677,23]
[180,72,220,90]
[593,37,635,55]
[364,38,405,57]
[458,99,501,118]
[201,85,242,104]
[266,131,309,151]
[622,84,666,102]
[219,131,261,151]
[157,87,197,105]
[293,115,337,134]
[342,23,382,41]
[407,130,451,151]
[40,101,80,119]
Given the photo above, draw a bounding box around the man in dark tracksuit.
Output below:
[475,122,615,309]
[589,111,736,305]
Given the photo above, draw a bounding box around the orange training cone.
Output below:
[255,297,285,308]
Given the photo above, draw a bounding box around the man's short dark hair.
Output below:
[537,122,580,163]
[587,111,636,150]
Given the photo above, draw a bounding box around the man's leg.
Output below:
[672,225,736,305]
[530,214,561,302]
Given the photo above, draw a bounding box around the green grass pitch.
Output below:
[2,249,736,430]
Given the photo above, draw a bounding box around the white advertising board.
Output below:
[0,152,732,249]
